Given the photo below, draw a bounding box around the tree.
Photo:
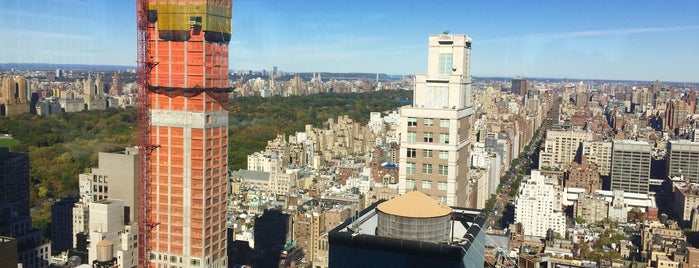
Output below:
[627,208,646,222]
[484,195,496,211]
[575,216,587,225]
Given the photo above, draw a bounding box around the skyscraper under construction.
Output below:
[145,0,231,267]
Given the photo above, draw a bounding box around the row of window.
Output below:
[405,179,448,190]
[405,163,448,175]
[406,148,450,159]
[407,117,451,127]
[150,254,204,266]
[406,132,450,144]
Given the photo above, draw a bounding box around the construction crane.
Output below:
[136,0,157,267]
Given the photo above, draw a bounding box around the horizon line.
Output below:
[1,62,698,84]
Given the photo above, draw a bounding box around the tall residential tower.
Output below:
[146,1,231,267]
[399,34,474,206]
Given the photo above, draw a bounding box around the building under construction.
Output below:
[140,0,231,267]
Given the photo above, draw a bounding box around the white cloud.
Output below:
[478,25,699,44]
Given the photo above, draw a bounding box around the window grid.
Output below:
[438,165,448,176]
[422,163,432,174]
[439,53,454,76]
[406,148,416,158]
[408,117,417,127]
[424,132,433,143]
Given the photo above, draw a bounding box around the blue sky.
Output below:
[1,0,698,82]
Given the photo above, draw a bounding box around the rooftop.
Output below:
[231,169,270,181]
[674,182,699,195]
[329,199,487,260]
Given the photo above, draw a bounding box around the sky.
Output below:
[1,0,698,82]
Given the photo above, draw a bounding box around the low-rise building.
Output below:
[574,194,608,224]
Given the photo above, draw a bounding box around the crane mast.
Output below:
[136,0,156,266]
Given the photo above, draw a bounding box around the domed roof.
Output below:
[377,191,452,218]
[97,239,113,247]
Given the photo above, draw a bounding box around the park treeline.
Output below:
[0,89,412,204]
[227,90,411,172]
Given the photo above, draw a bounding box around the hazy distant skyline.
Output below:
[1,0,698,82]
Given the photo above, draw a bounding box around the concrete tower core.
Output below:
[146,1,231,267]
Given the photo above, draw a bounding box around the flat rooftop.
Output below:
[329,200,487,260]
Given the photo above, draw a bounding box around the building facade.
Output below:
[71,147,139,250]
[565,156,602,194]
[667,140,699,183]
[673,183,699,226]
[581,140,612,177]
[399,33,474,206]
[610,140,652,194]
[511,78,529,96]
[574,195,608,223]
[539,129,593,171]
[51,196,78,254]
[0,77,31,116]
[0,148,51,268]
[146,1,231,266]
[88,199,138,268]
[514,170,567,237]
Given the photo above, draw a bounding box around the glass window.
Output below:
[437,196,447,204]
[424,118,433,126]
[438,182,447,190]
[406,179,415,189]
[407,131,416,144]
[439,53,453,76]
[440,133,449,144]
[423,132,433,142]
[408,117,417,127]
[406,162,416,175]
[422,180,432,189]
[439,150,449,159]
[423,149,433,158]
[422,163,432,174]
[406,148,416,158]
[438,165,448,176]
[440,119,450,127]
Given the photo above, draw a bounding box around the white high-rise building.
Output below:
[514,170,567,237]
[72,148,138,248]
[398,33,474,206]
[88,199,138,268]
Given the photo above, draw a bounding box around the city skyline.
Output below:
[1,0,699,82]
